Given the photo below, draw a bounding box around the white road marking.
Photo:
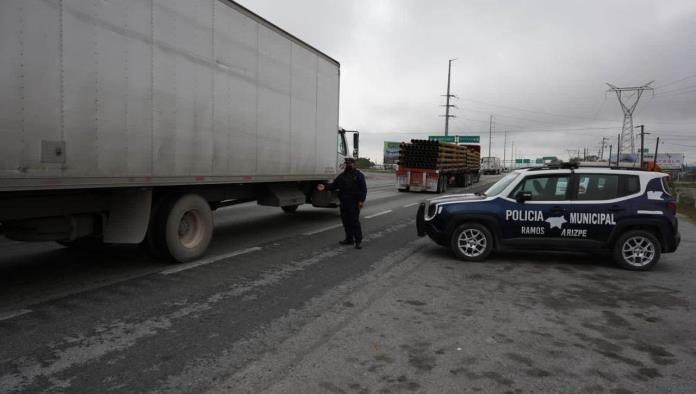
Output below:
[365,210,393,219]
[0,309,32,322]
[160,247,262,275]
[402,202,420,208]
[303,224,342,236]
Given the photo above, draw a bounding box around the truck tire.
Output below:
[613,230,661,271]
[281,205,299,213]
[152,194,213,263]
[450,223,493,262]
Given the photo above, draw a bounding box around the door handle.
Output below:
[609,205,625,212]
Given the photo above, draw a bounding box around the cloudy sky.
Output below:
[239,0,696,165]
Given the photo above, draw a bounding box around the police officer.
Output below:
[317,158,367,249]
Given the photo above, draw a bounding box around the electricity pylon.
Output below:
[606,82,654,155]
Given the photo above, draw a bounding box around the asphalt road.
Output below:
[1,173,695,393]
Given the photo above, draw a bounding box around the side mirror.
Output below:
[353,133,359,158]
[515,191,532,203]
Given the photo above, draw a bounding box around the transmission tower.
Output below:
[606,82,654,155]
[440,59,457,136]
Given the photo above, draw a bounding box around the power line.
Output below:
[653,73,696,89]
[457,97,602,121]
[653,87,696,99]
[654,82,696,95]
[662,141,696,149]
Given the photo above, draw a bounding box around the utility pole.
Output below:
[599,137,608,160]
[635,124,650,168]
[511,141,515,169]
[488,115,494,159]
[606,82,654,155]
[653,137,660,171]
[440,59,457,136]
[616,133,621,166]
[503,129,508,171]
[608,145,613,168]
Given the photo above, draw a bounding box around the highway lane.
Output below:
[0,173,500,392]
[0,172,455,314]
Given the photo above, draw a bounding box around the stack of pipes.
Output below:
[398,140,479,170]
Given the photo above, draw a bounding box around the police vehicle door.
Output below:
[504,173,571,241]
[571,173,639,243]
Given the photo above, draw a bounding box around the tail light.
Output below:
[667,201,677,216]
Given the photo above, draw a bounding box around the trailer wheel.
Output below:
[281,205,299,213]
[153,194,213,262]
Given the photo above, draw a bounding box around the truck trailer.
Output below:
[0,0,354,262]
[396,140,480,193]
[480,157,502,175]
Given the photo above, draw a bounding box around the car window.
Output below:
[623,175,640,195]
[484,172,521,196]
[510,175,570,201]
[576,174,620,200]
[661,176,673,196]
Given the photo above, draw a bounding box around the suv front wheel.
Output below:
[450,223,493,262]
[613,230,661,271]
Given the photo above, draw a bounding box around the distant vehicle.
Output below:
[481,157,502,175]
[417,166,680,270]
[0,0,355,262]
[396,140,480,193]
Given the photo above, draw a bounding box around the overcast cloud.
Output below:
[238,0,696,164]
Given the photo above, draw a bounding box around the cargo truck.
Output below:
[481,157,502,175]
[0,0,355,262]
[396,140,480,193]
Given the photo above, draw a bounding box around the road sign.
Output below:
[429,135,480,144]
[383,141,401,165]
[429,135,456,143]
[542,156,557,161]
[457,136,480,143]
[516,159,531,164]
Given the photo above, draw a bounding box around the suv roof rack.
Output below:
[524,162,658,172]
[526,162,578,171]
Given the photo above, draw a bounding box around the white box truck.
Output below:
[0,0,355,262]
[480,157,501,175]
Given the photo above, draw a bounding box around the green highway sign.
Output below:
[429,135,456,143]
[457,136,480,143]
[516,159,531,164]
[429,135,480,144]
[542,156,557,161]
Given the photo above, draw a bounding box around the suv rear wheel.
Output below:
[613,230,661,271]
[450,223,493,261]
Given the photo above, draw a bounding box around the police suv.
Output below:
[416,165,681,270]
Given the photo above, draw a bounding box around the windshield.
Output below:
[484,172,521,196]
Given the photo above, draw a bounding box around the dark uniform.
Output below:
[325,166,367,247]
